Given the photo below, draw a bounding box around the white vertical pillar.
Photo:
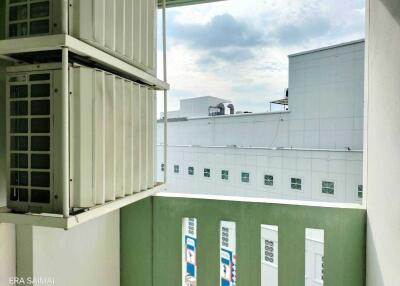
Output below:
[162,0,168,184]
[366,0,400,285]
[61,0,69,34]
[61,47,70,218]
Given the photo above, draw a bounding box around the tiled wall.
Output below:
[157,146,363,203]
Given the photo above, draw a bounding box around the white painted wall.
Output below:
[158,146,363,203]
[365,0,400,285]
[0,224,16,285]
[16,211,120,286]
[0,62,16,285]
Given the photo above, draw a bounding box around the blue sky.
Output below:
[157,0,365,114]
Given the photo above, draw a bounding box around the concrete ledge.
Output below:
[0,183,166,229]
[156,191,365,209]
[0,34,169,90]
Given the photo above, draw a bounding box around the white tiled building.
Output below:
[158,40,364,204]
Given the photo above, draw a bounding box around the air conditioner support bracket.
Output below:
[0,34,169,90]
[0,183,166,229]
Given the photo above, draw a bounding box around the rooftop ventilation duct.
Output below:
[227,104,234,115]
[208,103,225,116]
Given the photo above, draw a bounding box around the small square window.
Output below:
[358,185,363,199]
[161,163,164,171]
[264,175,274,186]
[188,166,194,175]
[221,170,229,180]
[241,172,250,183]
[322,181,334,195]
[204,168,210,178]
[174,165,179,173]
[291,178,302,190]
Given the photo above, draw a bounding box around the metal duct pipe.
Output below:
[217,103,225,115]
[227,104,234,115]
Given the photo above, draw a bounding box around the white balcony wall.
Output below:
[16,211,120,286]
[366,0,400,285]
[0,62,16,285]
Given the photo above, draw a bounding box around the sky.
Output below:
[157,0,365,114]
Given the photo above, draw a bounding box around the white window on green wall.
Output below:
[183,217,197,285]
[241,172,250,183]
[291,178,302,190]
[188,166,194,175]
[264,175,274,186]
[174,165,179,173]
[204,168,210,178]
[322,181,334,195]
[358,185,363,199]
[221,170,229,180]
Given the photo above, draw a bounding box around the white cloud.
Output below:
[157,0,365,115]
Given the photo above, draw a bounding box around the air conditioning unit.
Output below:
[6,63,156,214]
[4,0,157,74]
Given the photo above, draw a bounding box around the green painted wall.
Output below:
[121,197,153,286]
[121,196,366,286]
